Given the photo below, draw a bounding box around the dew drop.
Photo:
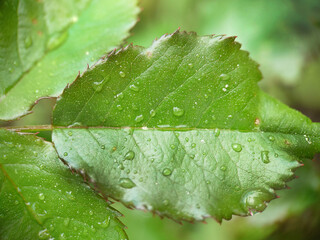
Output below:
[219,73,230,81]
[129,84,139,92]
[268,136,275,142]
[66,191,75,200]
[67,131,73,136]
[150,109,156,117]
[119,71,126,78]
[119,178,136,189]
[24,36,33,48]
[214,129,220,137]
[188,63,193,68]
[38,193,45,200]
[232,143,242,152]
[115,105,122,111]
[63,152,68,156]
[99,217,110,228]
[261,151,270,164]
[46,31,68,51]
[220,165,227,171]
[38,229,50,239]
[173,107,184,117]
[14,200,19,205]
[274,153,279,158]
[163,199,169,206]
[240,190,272,213]
[92,80,105,92]
[170,144,176,149]
[191,143,196,148]
[135,114,144,123]
[185,137,189,142]
[124,150,135,160]
[101,145,105,150]
[63,218,70,226]
[162,168,172,176]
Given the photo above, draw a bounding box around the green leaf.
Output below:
[52,31,320,222]
[0,129,127,239]
[0,0,139,120]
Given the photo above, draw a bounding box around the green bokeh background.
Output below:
[2,0,320,239]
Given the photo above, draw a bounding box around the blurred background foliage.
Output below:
[2,0,320,239]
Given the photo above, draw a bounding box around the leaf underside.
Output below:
[0,0,139,120]
[0,129,127,239]
[52,31,320,222]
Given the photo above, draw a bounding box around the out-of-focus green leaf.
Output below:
[130,0,320,84]
[51,31,320,222]
[0,129,127,239]
[0,0,139,120]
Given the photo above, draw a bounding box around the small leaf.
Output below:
[52,31,320,222]
[0,0,139,120]
[0,129,127,239]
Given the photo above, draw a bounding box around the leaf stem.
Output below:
[1,125,53,132]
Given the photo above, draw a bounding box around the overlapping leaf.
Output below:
[0,129,127,239]
[52,31,320,222]
[0,0,139,120]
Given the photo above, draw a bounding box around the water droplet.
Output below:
[14,200,19,205]
[240,190,272,213]
[173,107,184,117]
[222,88,227,92]
[150,109,156,117]
[214,129,220,137]
[191,143,196,148]
[204,94,208,99]
[63,218,70,226]
[119,71,126,78]
[162,168,172,176]
[261,151,270,164]
[135,114,144,123]
[170,144,176,149]
[188,63,193,68]
[247,138,252,142]
[66,191,75,200]
[220,165,227,171]
[129,84,139,92]
[46,31,68,51]
[120,178,136,189]
[24,36,33,48]
[67,131,73,136]
[116,105,123,111]
[38,229,50,239]
[304,135,312,144]
[232,143,242,152]
[92,80,104,92]
[8,67,13,73]
[219,73,230,81]
[268,136,275,142]
[63,152,68,156]
[101,145,105,150]
[124,150,135,160]
[185,137,189,142]
[274,153,279,158]
[99,217,110,228]
[38,193,45,200]
[163,199,169,206]
[116,92,124,99]
[59,233,66,240]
